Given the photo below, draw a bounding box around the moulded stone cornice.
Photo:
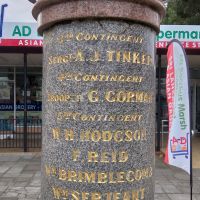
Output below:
[33,0,165,35]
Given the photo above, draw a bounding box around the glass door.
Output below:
[196,85,200,133]
[191,80,200,133]
[0,69,16,139]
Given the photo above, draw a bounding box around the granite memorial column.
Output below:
[33,1,165,199]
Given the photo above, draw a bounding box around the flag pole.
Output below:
[190,130,193,200]
[179,37,193,200]
[186,39,192,200]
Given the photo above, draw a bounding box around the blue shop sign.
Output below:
[0,103,42,111]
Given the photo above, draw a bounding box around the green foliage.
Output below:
[162,0,200,24]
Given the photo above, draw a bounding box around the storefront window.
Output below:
[196,86,200,132]
[15,67,42,122]
[0,66,14,121]
[0,53,42,124]
[27,54,42,123]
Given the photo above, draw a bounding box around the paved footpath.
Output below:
[0,153,199,200]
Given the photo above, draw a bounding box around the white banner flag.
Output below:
[164,39,191,174]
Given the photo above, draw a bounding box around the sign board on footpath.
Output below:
[164,39,191,174]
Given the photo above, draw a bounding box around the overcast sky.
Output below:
[3,0,36,23]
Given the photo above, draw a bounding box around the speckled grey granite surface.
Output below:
[42,20,156,200]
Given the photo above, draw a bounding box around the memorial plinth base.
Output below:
[41,20,156,200]
[33,1,165,199]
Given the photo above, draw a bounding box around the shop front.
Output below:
[0,0,42,150]
[156,25,200,155]
[0,1,200,152]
